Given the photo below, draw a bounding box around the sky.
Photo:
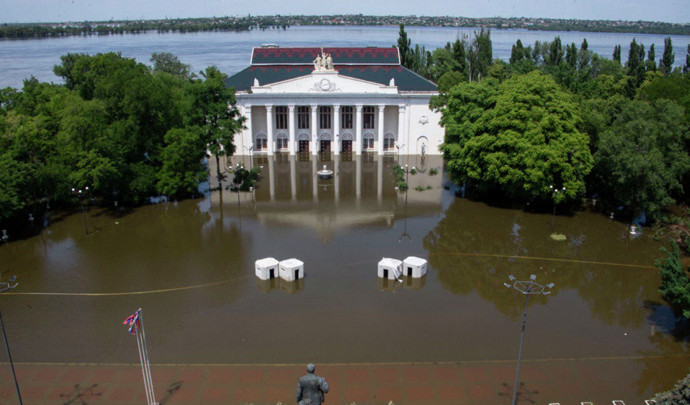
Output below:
[1,0,689,24]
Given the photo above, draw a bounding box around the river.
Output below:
[1,25,689,89]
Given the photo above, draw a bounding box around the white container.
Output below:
[377,258,402,280]
[402,256,428,278]
[255,257,279,281]
[279,258,304,281]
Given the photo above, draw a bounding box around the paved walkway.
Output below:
[0,357,686,404]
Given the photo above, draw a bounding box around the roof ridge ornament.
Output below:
[313,47,334,71]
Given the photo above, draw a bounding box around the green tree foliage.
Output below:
[396,24,412,69]
[613,45,622,64]
[439,71,592,203]
[656,241,690,319]
[647,43,657,72]
[157,127,207,196]
[151,52,192,79]
[661,37,675,76]
[468,28,492,82]
[0,52,244,222]
[653,369,690,404]
[685,44,690,74]
[592,97,690,219]
[186,66,245,190]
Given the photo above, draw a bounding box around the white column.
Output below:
[355,104,363,156]
[288,104,296,156]
[243,105,252,157]
[333,104,340,156]
[377,104,385,155]
[266,104,274,156]
[398,105,406,156]
[311,104,318,156]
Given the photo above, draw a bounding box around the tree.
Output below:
[467,28,492,82]
[439,71,593,203]
[546,36,564,66]
[510,39,526,65]
[660,37,675,75]
[150,52,191,79]
[613,45,621,64]
[647,43,657,72]
[157,127,207,196]
[592,98,690,219]
[186,66,244,191]
[653,370,690,404]
[396,24,412,69]
[685,44,690,74]
[577,38,591,71]
[565,42,578,68]
[655,241,690,319]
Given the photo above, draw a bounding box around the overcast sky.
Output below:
[2,0,689,24]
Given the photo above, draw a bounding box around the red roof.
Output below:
[251,47,400,65]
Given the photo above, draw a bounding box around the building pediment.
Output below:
[251,71,398,95]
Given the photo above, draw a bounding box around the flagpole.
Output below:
[124,308,158,405]
[138,310,157,404]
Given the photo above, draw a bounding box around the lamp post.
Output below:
[71,186,89,235]
[1,275,22,405]
[549,185,565,232]
[403,164,415,188]
[504,274,554,405]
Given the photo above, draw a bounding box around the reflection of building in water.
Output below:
[211,155,443,242]
[226,46,443,157]
[377,276,426,291]
[256,278,305,294]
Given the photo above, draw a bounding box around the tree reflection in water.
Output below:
[423,196,666,326]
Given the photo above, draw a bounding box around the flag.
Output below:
[122,311,140,335]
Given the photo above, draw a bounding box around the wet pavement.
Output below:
[2,356,687,404]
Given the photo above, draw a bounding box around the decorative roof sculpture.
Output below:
[313,48,334,71]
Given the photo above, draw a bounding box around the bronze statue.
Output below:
[296,363,329,405]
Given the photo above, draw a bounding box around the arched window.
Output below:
[276,134,288,150]
[255,133,267,150]
[363,133,374,149]
[384,133,396,150]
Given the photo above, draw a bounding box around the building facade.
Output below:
[225,46,444,156]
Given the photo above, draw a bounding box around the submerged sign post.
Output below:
[123,308,158,405]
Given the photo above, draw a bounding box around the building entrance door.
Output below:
[320,140,331,153]
[298,140,309,153]
[342,140,352,152]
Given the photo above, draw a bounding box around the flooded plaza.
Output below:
[0,153,688,403]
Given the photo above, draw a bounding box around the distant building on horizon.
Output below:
[225,46,444,156]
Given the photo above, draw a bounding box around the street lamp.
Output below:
[403,164,415,188]
[504,274,554,405]
[549,185,565,232]
[1,275,22,404]
[71,186,90,235]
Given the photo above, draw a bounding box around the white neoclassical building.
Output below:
[225,46,444,156]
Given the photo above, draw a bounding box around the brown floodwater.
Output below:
[0,154,688,400]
